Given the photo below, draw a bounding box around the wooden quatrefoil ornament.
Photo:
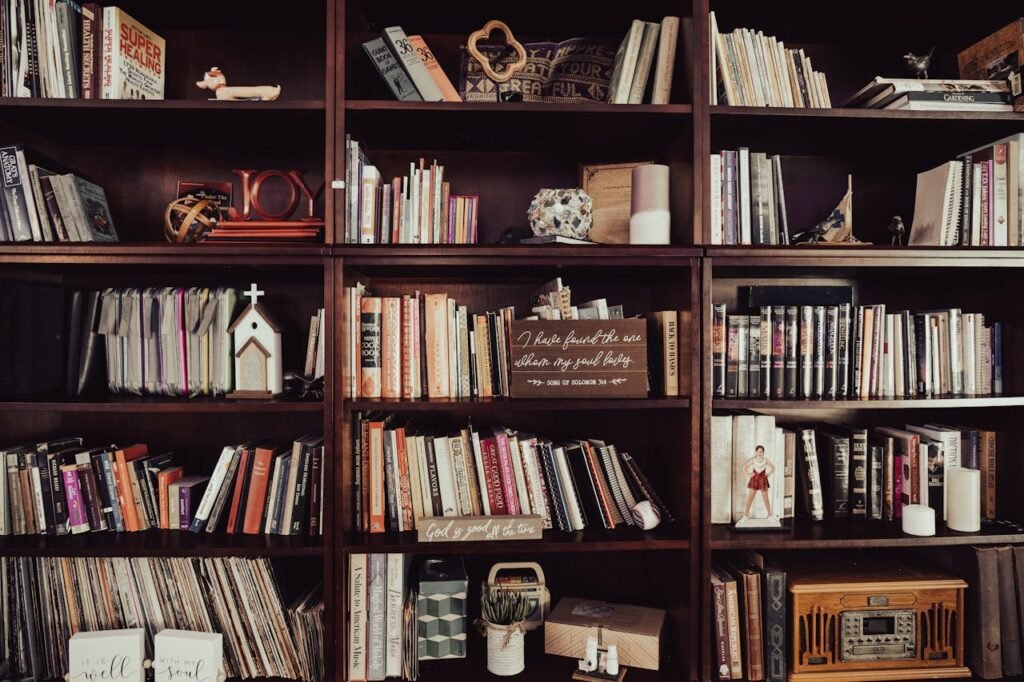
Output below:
[466,19,527,83]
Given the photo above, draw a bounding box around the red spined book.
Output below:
[225,445,253,534]
[481,438,507,515]
[112,444,149,532]
[243,444,279,534]
[492,429,520,514]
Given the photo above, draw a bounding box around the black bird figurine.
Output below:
[903,46,935,79]
[887,215,906,245]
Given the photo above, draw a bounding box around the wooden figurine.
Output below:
[196,67,281,101]
[227,284,282,398]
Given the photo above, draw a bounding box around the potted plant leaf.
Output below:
[478,586,531,675]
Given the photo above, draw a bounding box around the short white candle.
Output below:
[902,504,936,537]
[947,467,981,532]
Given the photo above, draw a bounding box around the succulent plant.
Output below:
[480,587,531,626]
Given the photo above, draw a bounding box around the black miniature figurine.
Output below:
[903,46,935,79]
[888,215,906,245]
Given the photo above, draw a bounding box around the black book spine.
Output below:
[770,305,785,399]
[852,306,863,398]
[382,431,399,532]
[763,567,787,682]
[538,442,570,532]
[824,306,838,399]
[848,429,868,517]
[914,313,928,395]
[813,306,826,399]
[869,444,883,520]
[565,444,606,530]
[826,435,850,518]
[784,306,798,398]
[759,307,772,398]
[46,454,68,535]
[423,438,443,517]
[747,314,761,399]
[713,304,727,397]
[76,464,104,531]
[798,306,813,398]
[89,452,115,530]
[903,311,917,397]
[836,304,850,398]
[35,456,55,535]
[486,311,501,397]
[288,443,314,535]
[725,316,740,398]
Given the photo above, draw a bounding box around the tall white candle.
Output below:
[902,504,936,537]
[947,467,981,532]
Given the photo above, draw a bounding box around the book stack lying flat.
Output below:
[910,133,1024,246]
[344,137,477,244]
[711,302,1003,400]
[710,11,831,108]
[709,149,789,245]
[3,555,320,680]
[353,415,673,534]
[0,434,325,537]
[711,415,997,526]
[843,78,1012,111]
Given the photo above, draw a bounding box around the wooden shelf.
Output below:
[710,517,1024,550]
[0,396,323,413]
[0,242,328,265]
[704,246,1024,267]
[343,526,689,554]
[0,530,325,557]
[335,245,701,268]
[344,100,692,152]
[712,395,1023,410]
[345,397,689,412]
[0,98,327,146]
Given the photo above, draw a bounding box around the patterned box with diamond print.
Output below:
[417,557,468,660]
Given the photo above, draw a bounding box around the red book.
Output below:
[394,428,414,530]
[360,417,371,532]
[481,438,507,515]
[492,430,520,514]
[243,445,277,535]
[226,446,252,534]
[157,466,184,529]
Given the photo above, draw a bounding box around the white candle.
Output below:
[629,164,671,244]
[902,504,936,537]
[947,467,981,532]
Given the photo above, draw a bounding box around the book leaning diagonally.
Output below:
[651,16,680,104]
[608,20,645,104]
[627,22,660,104]
[909,161,962,246]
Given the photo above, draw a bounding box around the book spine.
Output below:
[366,553,387,679]
[289,445,313,535]
[380,26,444,101]
[61,467,89,533]
[783,306,797,398]
[763,569,787,682]
[743,573,765,681]
[710,154,723,244]
[723,151,737,244]
[769,306,784,399]
[849,430,867,517]
[651,17,679,104]
[380,297,401,399]
[713,304,727,396]
[724,579,743,678]
[747,315,760,399]
[798,429,824,521]
[758,307,771,398]
[711,576,731,680]
[812,305,825,399]
[798,306,813,399]
[493,433,520,515]
[829,436,850,518]
[348,553,368,680]
[359,297,382,398]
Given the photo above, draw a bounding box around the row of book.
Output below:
[711,303,1004,399]
[344,137,477,244]
[353,415,672,534]
[844,77,1013,112]
[0,144,116,242]
[2,555,321,681]
[910,133,1024,247]
[710,414,997,525]
[0,3,164,99]
[347,554,417,681]
[0,435,325,536]
[709,12,831,108]
[708,148,789,245]
[607,17,680,104]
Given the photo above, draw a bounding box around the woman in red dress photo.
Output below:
[742,444,775,519]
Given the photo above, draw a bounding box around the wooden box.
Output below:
[544,597,665,671]
[508,319,648,398]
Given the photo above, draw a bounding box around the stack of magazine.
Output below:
[843,78,1012,112]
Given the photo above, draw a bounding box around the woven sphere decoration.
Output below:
[527,188,593,240]
[164,197,219,243]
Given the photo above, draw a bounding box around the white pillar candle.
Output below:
[902,504,936,536]
[629,164,671,244]
[947,467,981,532]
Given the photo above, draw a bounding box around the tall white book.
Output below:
[366,553,387,680]
[380,26,444,102]
[348,554,368,680]
[710,415,733,523]
[384,554,407,677]
[608,20,646,104]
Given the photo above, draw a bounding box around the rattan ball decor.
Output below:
[164,196,219,243]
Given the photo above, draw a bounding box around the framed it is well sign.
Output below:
[508,319,648,398]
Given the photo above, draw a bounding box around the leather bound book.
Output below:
[225,445,253,535]
[730,561,765,681]
[997,546,1023,675]
[956,546,1002,679]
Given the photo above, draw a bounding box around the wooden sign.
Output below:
[153,630,224,682]
[509,319,648,398]
[417,515,543,542]
[69,629,146,682]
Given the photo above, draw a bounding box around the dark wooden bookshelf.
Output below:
[713,395,1024,410]
[0,531,325,557]
[346,397,691,411]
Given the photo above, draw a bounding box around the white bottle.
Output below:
[629,164,671,244]
[606,644,620,675]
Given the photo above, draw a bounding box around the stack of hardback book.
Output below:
[607,17,681,104]
[352,415,673,535]
[711,414,997,526]
[344,137,477,244]
[843,78,1012,112]
[0,145,117,242]
[0,435,325,536]
[711,302,1003,399]
[3,556,317,680]
[710,11,831,107]
[709,148,789,245]
[910,133,1024,246]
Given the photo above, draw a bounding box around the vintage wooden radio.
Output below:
[788,563,969,681]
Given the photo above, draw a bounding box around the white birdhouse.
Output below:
[227,283,283,398]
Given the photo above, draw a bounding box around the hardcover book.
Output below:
[101,7,164,99]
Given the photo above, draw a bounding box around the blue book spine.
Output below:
[98,452,124,532]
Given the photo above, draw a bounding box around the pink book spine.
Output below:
[893,455,904,519]
[493,431,520,515]
[62,468,90,532]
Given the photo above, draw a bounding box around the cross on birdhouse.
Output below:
[243,283,264,306]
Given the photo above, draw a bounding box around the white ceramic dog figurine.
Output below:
[196,67,281,101]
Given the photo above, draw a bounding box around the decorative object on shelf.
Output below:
[733,440,783,530]
[163,196,219,242]
[508,319,648,398]
[901,504,936,536]
[487,562,550,632]
[903,46,935,79]
[958,19,1024,111]
[227,283,283,399]
[195,67,281,101]
[68,629,147,682]
[417,558,469,661]
[546,597,665,671]
[574,631,627,682]
[887,215,906,245]
[281,372,325,401]
[629,164,670,245]
[631,500,661,530]
[178,180,233,219]
[793,176,866,245]
[466,20,527,103]
[204,168,324,241]
[498,226,530,244]
[787,561,968,680]
[153,630,225,682]
[581,162,652,244]
[528,188,593,240]
[947,467,981,532]
[417,515,543,543]
[478,586,531,676]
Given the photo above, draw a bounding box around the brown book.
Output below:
[112,444,148,532]
[157,466,184,529]
[980,430,997,518]
[359,297,382,398]
[722,567,743,679]
[957,546,1002,679]
[1012,547,1024,666]
[380,297,402,398]
[678,310,693,395]
[732,562,765,681]
[997,546,1023,675]
[423,293,450,398]
[225,446,253,534]
[407,35,461,102]
[647,311,679,397]
[243,445,279,535]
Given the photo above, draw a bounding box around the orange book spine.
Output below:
[113,444,147,532]
[243,446,274,534]
[381,297,402,399]
[401,296,414,399]
[226,447,251,534]
[368,420,386,533]
[408,35,461,102]
[424,293,450,397]
[395,427,414,530]
[157,467,184,529]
